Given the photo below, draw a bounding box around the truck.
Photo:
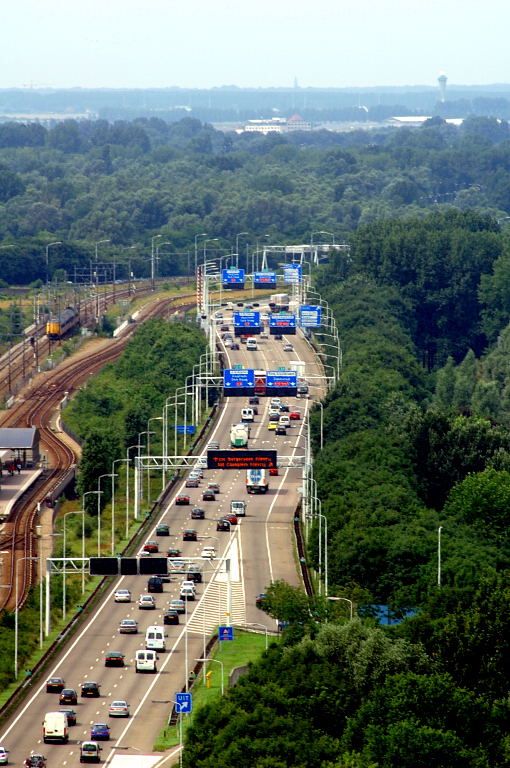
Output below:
[230,423,249,448]
[269,293,290,311]
[246,469,269,494]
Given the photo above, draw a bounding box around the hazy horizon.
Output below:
[2,0,510,90]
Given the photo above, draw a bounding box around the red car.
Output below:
[269,467,279,476]
[143,541,159,554]
[223,513,238,525]
[176,495,190,505]
[289,411,301,420]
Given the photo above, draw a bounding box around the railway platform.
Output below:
[0,468,42,522]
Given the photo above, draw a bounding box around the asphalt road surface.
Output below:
[0,308,324,765]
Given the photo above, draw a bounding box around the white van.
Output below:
[135,649,158,673]
[246,337,258,351]
[241,407,254,422]
[231,500,246,517]
[43,711,69,743]
[279,415,291,428]
[145,625,166,652]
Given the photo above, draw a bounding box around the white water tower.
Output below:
[438,72,448,103]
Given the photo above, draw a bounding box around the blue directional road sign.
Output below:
[269,313,296,329]
[176,425,196,435]
[266,370,298,388]
[254,271,277,288]
[175,692,193,713]
[299,304,322,328]
[218,625,234,641]
[233,311,261,328]
[223,368,255,388]
[283,264,302,284]
[222,268,245,286]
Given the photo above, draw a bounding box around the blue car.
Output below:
[90,722,110,740]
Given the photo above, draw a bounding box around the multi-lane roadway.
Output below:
[0,305,323,765]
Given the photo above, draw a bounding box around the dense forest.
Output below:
[2,116,510,284]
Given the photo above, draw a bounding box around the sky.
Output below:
[1,0,510,89]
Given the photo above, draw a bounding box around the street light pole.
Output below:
[235,232,248,269]
[327,596,354,620]
[317,401,324,450]
[63,510,84,618]
[147,417,163,503]
[14,555,38,678]
[195,657,225,695]
[45,241,62,286]
[151,234,162,290]
[438,525,443,587]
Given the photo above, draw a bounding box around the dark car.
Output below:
[59,688,78,705]
[207,482,220,494]
[81,681,101,698]
[185,477,200,488]
[90,723,110,741]
[59,707,77,725]
[147,576,164,593]
[156,523,170,536]
[276,425,287,436]
[202,489,215,501]
[186,565,203,583]
[176,495,190,506]
[231,342,240,350]
[143,541,159,554]
[274,333,283,340]
[249,396,259,405]
[279,404,290,412]
[167,547,181,557]
[163,609,180,625]
[183,529,197,542]
[191,507,205,520]
[217,518,231,532]
[155,572,171,583]
[220,324,230,331]
[46,676,65,693]
[255,593,267,609]
[104,651,125,668]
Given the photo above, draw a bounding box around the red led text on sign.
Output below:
[207,450,277,470]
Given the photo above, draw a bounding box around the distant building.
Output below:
[0,111,98,126]
[240,113,311,134]
[438,72,448,103]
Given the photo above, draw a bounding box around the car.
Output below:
[207,482,220,493]
[147,576,164,593]
[183,529,197,541]
[59,707,77,725]
[143,541,159,554]
[176,495,190,506]
[269,412,280,422]
[220,324,229,332]
[59,687,78,705]
[180,585,195,600]
[138,594,156,609]
[201,547,216,559]
[104,651,125,668]
[114,588,131,603]
[190,467,203,478]
[180,580,197,594]
[255,593,267,609]
[283,343,294,351]
[279,415,291,427]
[139,550,151,558]
[79,741,102,763]
[202,489,215,501]
[168,557,188,571]
[270,398,282,407]
[269,467,279,476]
[223,512,238,525]
[90,723,110,740]
[217,518,231,531]
[240,336,247,344]
[276,425,287,436]
[185,477,200,488]
[191,507,205,519]
[249,404,259,415]
[119,618,138,634]
[46,676,65,693]
[231,342,240,350]
[0,748,7,766]
[274,333,283,340]
[24,754,46,767]
[167,547,182,557]
[249,396,259,405]
[169,598,186,614]
[207,440,220,450]
[81,681,100,698]
[289,411,301,420]
[187,564,203,583]
[108,699,130,717]
[260,331,268,339]
[156,523,170,536]
[279,404,290,412]
[155,572,171,583]
[267,422,277,431]
[237,302,244,307]
[163,609,180,625]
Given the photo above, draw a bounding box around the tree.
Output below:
[262,580,311,626]
[76,428,121,512]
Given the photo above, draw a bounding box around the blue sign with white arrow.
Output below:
[266,370,298,388]
[222,268,245,286]
[233,311,261,327]
[223,368,255,388]
[218,625,234,641]
[283,264,302,284]
[176,425,196,435]
[299,305,322,328]
[175,692,192,713]
[254,271,277,288]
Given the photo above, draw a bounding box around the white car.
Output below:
[0,747,8,765]
[138,594,156,610]
[114,589,131,603]
[180,585,196,601]
[283,343,294,352]
[180,580,197,593]
[108,700,130,717]
[201,547,216,560]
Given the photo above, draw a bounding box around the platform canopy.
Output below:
[0,427,38,450]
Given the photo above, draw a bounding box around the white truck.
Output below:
[230,423,249,448]
[241,407,254,423]
[269,293,290,311]
[246,469,269,494]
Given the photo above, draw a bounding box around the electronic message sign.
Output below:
[254,271,277,288]
[269,312,296,335]
[266,369,297,397]
[223,368,255,396]
[207,450,277,470]
[233,311,261,335]
[299,304,322,328]
[283,264,302,284]
[222,268,245,288]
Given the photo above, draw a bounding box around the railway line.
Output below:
[0,292,197,613]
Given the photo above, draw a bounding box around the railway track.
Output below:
[0,292,196,612]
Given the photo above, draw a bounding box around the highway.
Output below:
[0,305,324,765]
